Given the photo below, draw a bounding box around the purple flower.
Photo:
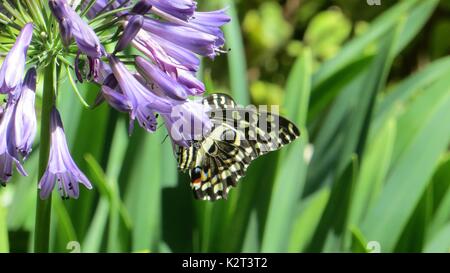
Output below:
[177,69,205,95]
[188,10,231,48]
[108,55,172,133]
[131,0,153,15]
[100,74,132,112]
[38,107,92,199]
[7,68,37,160]
[84,0,130,19]
[142,18,222,59]
[135,56,188,100]
[0,23,33,94]
[161,99,212,147]
[115,15,144,53]
[49,0,106,58]
[0,102,27,185]
[132,29,200,74]
[148,0,196,21]
[59,18,73,47]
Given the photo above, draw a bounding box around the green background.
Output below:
[1,0,450,253]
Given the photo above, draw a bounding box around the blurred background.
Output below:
[1,0,450,253]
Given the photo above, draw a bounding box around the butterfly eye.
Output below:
[191,167,202,181]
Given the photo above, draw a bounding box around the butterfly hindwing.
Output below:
[177,93,300,201]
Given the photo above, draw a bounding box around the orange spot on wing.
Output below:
[193,178,202,185]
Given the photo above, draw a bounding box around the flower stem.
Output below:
[34,59,56,253]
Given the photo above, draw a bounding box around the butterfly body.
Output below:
[176,93,300,201]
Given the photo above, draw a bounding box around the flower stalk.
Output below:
[34,59,56,253]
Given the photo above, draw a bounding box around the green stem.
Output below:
[34,59,56,253]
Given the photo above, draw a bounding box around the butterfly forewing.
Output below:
[177,93,300,201]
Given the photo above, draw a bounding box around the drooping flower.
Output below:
[7,68,37,160]
[49,0,106,58]
[142,18,222,59]
[100,73,132,113]
[0,23,33,94]
[108,55,172,133]
[132,29,200,74]
[38,107,92,199]
[135,56,188,100]
[0,101,27,185]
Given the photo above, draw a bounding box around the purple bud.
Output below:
[135,56,187,100]
[38,107,92,199]
[0,23,33,94]
[115,15,144,53]
[59,18,73,47]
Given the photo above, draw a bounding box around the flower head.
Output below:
[0,0,230,199]
[38,108,92,199]
[0,23,33,94]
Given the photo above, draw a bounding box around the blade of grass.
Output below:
[307,156,358,252]
[221,0,249,105]
[349,118,396,226]
[0,204,9,252]
[361,77,450,252]
[122,128,166,252]
[260,48,312,252]
[423,223,450,253]
[52,196,77,252]
[288,188,330,252]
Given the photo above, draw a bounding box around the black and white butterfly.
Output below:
[176,93,300,201]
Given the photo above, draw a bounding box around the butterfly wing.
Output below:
[177,93,300,201]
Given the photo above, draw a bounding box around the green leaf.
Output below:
[0,204,9,252]
[261,133,308,252]
[349,118,396,225]
[427,153,450,238]
[52,196,77,252]
[424,223,450,253]
[122,128,167,252]
[307,156,358,252]
[288,188,330,252]
[361,77,450,252]
[221,0,249,105]
[350,227,368,253]
[284,48,312,127]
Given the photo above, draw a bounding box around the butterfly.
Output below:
[176,93,300,201]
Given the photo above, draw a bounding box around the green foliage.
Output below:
[1,0,450,253]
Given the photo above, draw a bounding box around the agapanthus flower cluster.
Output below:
[0,0,230,199]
